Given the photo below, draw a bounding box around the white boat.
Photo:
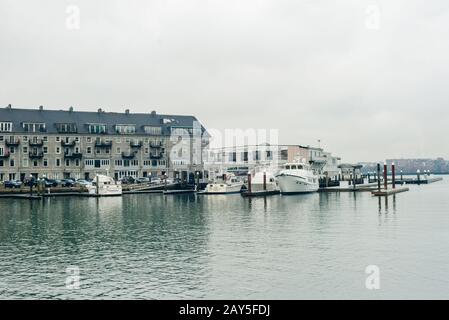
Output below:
[203,173,243,194]
[87,175,122,196]
[250,171,278,192]
[275,162,319,194]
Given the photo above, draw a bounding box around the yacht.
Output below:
[202,173,243,194]
[275,162,319,194]
[87,175,122,196]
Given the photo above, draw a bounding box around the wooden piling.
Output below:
[377,163,381,192]
[383,163,388,190]
[263,171,266,191]
[392,162,396,189]
[247,173,252,193]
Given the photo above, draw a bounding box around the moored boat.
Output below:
[275,162,319,194]
[87,175,122,196]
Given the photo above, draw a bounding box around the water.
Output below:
[1,176,449,299]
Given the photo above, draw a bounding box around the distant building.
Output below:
[0,105,209,182]
[204,144,341,178]
[360,158,449,174]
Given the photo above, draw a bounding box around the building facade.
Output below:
[204,144,341,179]
[0,106,209,182]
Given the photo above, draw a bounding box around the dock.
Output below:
[241,190,280,197]
[163,189,196,195]
[371,187,410,196]
[0,194,43,200]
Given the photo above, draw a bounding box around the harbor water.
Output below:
[1,176,448,299]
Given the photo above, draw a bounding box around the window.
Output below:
[55,123,77,133]
[115,160,123,166]
[0,160,3,167]
[22,147,28,153]
[43,159,48,167]
[96,148,101,154]
[87,147,92,154]
[43,136,48,142]
[9,147,15,154]
[0,136,3,142]
[56,136,60,142]
[144,147,149,154]
[116,147,121,154]
[86,137,92,143]
[33,160,38,167]
[22,159,28,167]
[56,159,61,167]
[9,159,14,167]
[56,147,61,154]
[23,136,28,142]
[115,125,136,134]
[75,159,80,167]
[115,137,121,143]
[85,159,94,166]
[87,124,107,134]
[0,122,13,132]
[144,126,162,135]
[65,159,70,167]
[22,122,46,132]
[43,146,48,154]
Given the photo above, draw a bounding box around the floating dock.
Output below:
[163,189,196,195]
[241,190,280,197]
[371,187,410,196]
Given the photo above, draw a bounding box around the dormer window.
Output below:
[55,123,77,133]
[0,122,12,132]
[115,124,136,134]
[87,123,107,134]
[143,126,161,135]
[22,122,46,132]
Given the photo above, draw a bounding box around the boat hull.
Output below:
[276,174,319,194]
[204,183,243,194]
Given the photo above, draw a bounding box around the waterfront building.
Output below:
[204,144,341,179]
[0,105,209,182]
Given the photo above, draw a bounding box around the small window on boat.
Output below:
[285,165,290,169]
[270,178,275,182]
[291,165,297,169]
[298,165,303,169]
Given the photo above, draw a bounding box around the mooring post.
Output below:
[247,173,252,193]
[400,170,403,182]
[417,169,421,184]
[352,168,356,190]
[367,172,370,183]
[383,163,388,190]
[392,162,396,189]
[263,170,267,191]
[377,163,381,192]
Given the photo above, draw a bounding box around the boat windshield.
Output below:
[285,165,290,169]
[291,165,297,169]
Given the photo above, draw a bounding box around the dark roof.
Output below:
[0,106,207,135]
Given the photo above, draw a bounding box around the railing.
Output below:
[130,141,142,148]
[29,151,44,159]
[150,153,163,159]
[95,140,112,148]
[64,153,83,159]
[122,151,137,159]
[150,141,162,148]
[29,140,44,147]
[0,152,10,159]
[5,139,20,147]
[61,140,76,147]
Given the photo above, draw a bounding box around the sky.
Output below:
[1,0,449,162]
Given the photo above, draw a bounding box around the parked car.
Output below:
[4,180,23,188]
[136,177,151,184]
[75,179,91,187]
[60,179,75,187]
[43,178,58,187]
[24,179,38,187]
[150,177,162,184]
[121,176,136,184]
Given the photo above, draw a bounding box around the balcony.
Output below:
[61,140,76,147]
[130,141,142,148]
[150,153,163,159]
[29,151,44,159]
[64,152,83,159]
[29,140,44,147]
[95,140,112,148]
[5,139,20,147]
[122,151,137,159]
[0,152,10,159]
[150,141,163,148]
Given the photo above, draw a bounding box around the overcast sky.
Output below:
[1,0,448,162]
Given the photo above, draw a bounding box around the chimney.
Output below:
[69,106,74,112]
[151,110,156,116]
[98,108,102,113]
[39,105,44,111]
[125,109,130,115]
